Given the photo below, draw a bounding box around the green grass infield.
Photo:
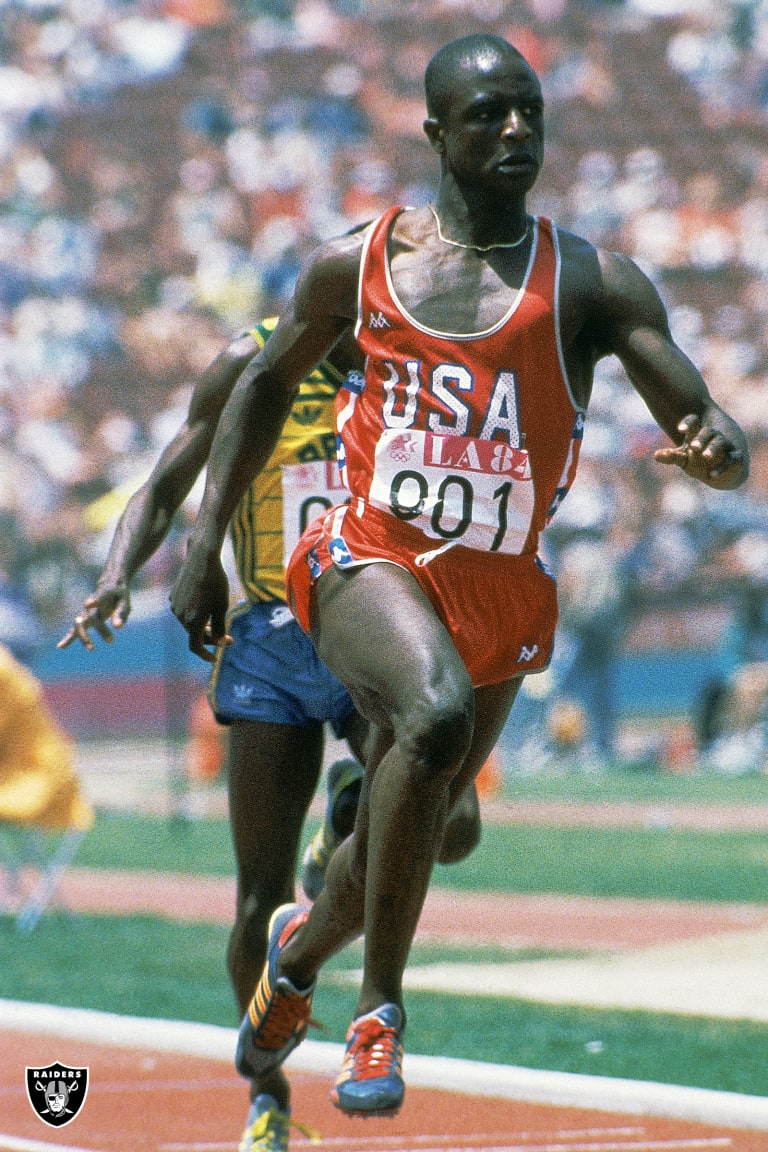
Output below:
[71,808,768,904]
[2,912,766,1098]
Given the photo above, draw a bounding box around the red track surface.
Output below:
[45,866,768,952]
[1,1031,765,1152]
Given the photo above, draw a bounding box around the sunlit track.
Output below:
[158,1134,733,1152]
[1,1003,766,1152]
[160,1129,652,1148]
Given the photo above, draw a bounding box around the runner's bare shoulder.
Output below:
[295,224,371,324]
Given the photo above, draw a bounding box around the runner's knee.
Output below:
[397,674,475,785]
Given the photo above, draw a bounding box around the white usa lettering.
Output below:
[479,371,522,446]
[428,364,472,436]
[380,362,523,448]
[382,360,420,428]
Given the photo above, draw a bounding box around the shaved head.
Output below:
[425,34,535,120]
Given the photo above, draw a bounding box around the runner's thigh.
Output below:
[311,562,471,722]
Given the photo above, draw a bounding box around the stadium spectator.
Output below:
[555,532,630,765]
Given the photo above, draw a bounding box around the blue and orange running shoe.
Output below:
[236,904,314,1080]
[237,1093,320,1152]
[301,759,363,901]
[330,1003,405,1117]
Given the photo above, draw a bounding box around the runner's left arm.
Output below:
[594,250,749,489]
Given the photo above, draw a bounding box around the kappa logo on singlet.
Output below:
[517,644,539,663]
[368,310,391,329]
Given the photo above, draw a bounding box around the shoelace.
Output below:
[241,1107,321,1152]
[255,982,313,1050]
[343,1017,402,1081]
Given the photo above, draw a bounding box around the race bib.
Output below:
[281,460,348,567]
[369,428,534,554]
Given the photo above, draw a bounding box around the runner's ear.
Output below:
[424,118,445,154]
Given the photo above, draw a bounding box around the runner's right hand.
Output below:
[57,584,131,651]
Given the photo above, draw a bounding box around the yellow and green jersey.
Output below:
[230,318,348,602]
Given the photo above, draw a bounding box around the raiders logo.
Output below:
[26,1062,88,1127]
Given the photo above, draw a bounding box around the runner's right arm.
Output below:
[58,331,260,650]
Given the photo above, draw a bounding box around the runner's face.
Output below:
[433,56,544,193]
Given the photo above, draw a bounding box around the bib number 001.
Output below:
[370,429,534,555]
[390,470,516,552]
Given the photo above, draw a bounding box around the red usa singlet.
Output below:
[337,206,584,559]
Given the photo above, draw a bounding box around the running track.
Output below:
[1,1003,767,1152]
[4,793,768,1147]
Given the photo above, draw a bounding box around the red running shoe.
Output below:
[331,1003,405,1117]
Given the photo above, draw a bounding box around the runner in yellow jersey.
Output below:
[59,319,481,1152]
[59,320,367,1151]
[225,318,348,604]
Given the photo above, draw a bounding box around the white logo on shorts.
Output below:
[269,606,294,629]
[233,683,256,702]
[518,644,539,663]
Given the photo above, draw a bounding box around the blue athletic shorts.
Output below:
[208,599,356,732]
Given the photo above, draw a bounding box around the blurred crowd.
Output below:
[0,0,766,760]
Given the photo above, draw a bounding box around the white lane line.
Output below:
[0,1136,107,1152]
[158,1138,732,1152]
[1,1001,766,1131]
[158,1130,648,1151]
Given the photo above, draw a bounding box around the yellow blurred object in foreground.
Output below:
[0,645,93,832]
